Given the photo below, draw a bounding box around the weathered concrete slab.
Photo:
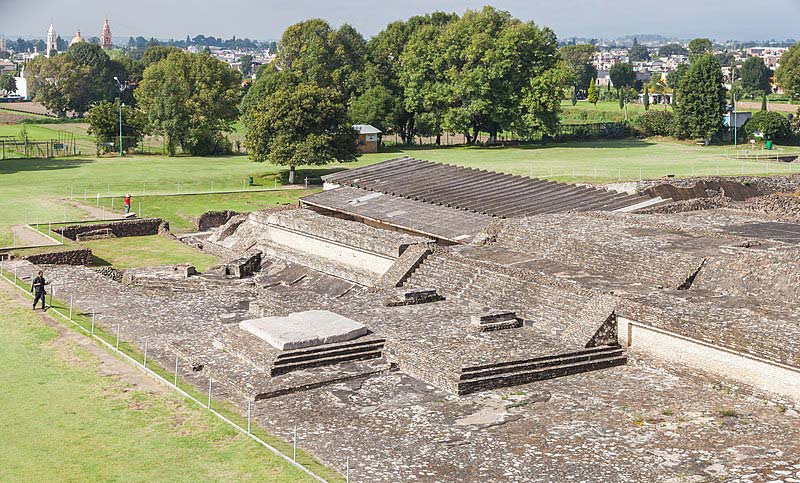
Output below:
[239,310,368,350]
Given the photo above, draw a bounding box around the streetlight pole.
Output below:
[113,76,123,157]
[731,67,737,148]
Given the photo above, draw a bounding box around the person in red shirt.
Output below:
[124,194,131,215]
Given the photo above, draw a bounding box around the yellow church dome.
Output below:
[70,30,85,47]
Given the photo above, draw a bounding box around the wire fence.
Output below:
[0,267,348,483]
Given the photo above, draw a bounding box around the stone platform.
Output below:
[240,310,368,351]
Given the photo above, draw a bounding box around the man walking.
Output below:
[124,194,131,215]
[31,270,48,311]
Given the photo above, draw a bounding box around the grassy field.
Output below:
[0,287,320,482]
[2,140,797,244]
[84,235,221,270]
[96,189,319,232]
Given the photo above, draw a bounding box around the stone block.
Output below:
[239,310,368,351]
[471,309,523,332]
[384,288,444,306]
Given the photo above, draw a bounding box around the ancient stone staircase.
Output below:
[457,345,627,395]
[271,337,387,376]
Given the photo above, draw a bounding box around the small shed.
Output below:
[353,124,381,153]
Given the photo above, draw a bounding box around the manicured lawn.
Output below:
[0,288,318,482]
[83,235,221,271]
[96,189,320,232]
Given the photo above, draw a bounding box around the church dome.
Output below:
[70,30,85,46]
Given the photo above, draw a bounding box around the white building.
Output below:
[46,24,57,57]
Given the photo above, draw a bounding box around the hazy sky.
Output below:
[2,0,799,41]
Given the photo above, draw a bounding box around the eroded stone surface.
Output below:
[240,310,368,350]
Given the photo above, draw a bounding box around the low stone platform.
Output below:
[240,310,368,351]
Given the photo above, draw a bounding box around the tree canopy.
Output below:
[776,42,800,100]
[244,83,357,173]
[739,56,772,97]
[135,51,241,155]
[674,54,726,143]
[559,44,597,94]
[86,100,149,153]
[609,63,636,90]
[688,38,713,61]
[658,43,687,57]
[628,38,650,62]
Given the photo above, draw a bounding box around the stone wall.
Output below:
[55,219,166,241]
[612,174,800,200]
[196,210,238,231]
[22,248,93,266]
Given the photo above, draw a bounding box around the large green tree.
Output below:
[674,54,726,143]
[244,83,357,181]
[24,55,92,116]
[739,56,772,97]
[0,74,16,94]
[609,62,636,91]
[135,51,241,155]
[658,43,687,57]
[434,6,561,144]
[776,42,800,100]
[559,44,597,95]
[86,100,149,153]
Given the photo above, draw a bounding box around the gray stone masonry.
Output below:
[22,248,93,266]
[55,218,165,241]
[384,287,444,307]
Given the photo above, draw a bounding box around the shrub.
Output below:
[743,110,792,142]
[635,110,676,137]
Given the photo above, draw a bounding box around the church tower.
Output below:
[46,24,57,57]
[101,19,113,49]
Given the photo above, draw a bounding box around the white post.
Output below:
[211,180,214,192]
[69,295,73,319]
[174,356,179,386]
[207,378,212,408]
[346,457,350,483]
[143,338,148,368]
[116,324,120,349]
[178,180,180,194]
[91,312,95,334]
[247,400,252,433]
[138,202,142,218]
[293,427,297,461]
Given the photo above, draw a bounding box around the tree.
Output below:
[776,42,800,100]
[433,6,561,144]
[0,74,16,94]
[24,54,92,116]
[643,84,650,111]
[739,56,772,97]
[628,37,650,62]
[559,44,597,95]
[688,38,713,61]
[135,51,241,155]
[349,84,400,135]
[244,83,357,181]
[86,100,149,153]
[761,93,768,111]
[609,63,635,91]
[587,78,598,106]
[658,43,687,57]
[674,54,726,144]
[666,63,689,90]
[743,110,792,141]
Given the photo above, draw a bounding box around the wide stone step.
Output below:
[271,349,384,376]
[457,354,627,395]
[460,345,624,380]
[274,339,386,365]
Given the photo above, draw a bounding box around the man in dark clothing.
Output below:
[31,270,48,311]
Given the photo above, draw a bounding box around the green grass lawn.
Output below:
[96,189,320,232]
[83,235,221,271]
[2,139,796,245]
[0,288,319,482]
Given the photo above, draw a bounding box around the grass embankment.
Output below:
[84,235,221,271]
[95,189,319,232]
[0,284,329,482]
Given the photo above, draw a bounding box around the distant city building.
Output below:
[101,19,112,49]
[46,24,57,57]
[70,30,85,47]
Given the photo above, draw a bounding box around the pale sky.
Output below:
[1,0,799,41]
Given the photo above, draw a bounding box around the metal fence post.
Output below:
[207,378,213,408]
[143,338,148,368]
[69,295,73,319]
[346,457,350,483]
[247,400,252,434]
[91,312,95,334]
[293,427,297,462]
[116,324,120,349]
[174,356,179,386]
